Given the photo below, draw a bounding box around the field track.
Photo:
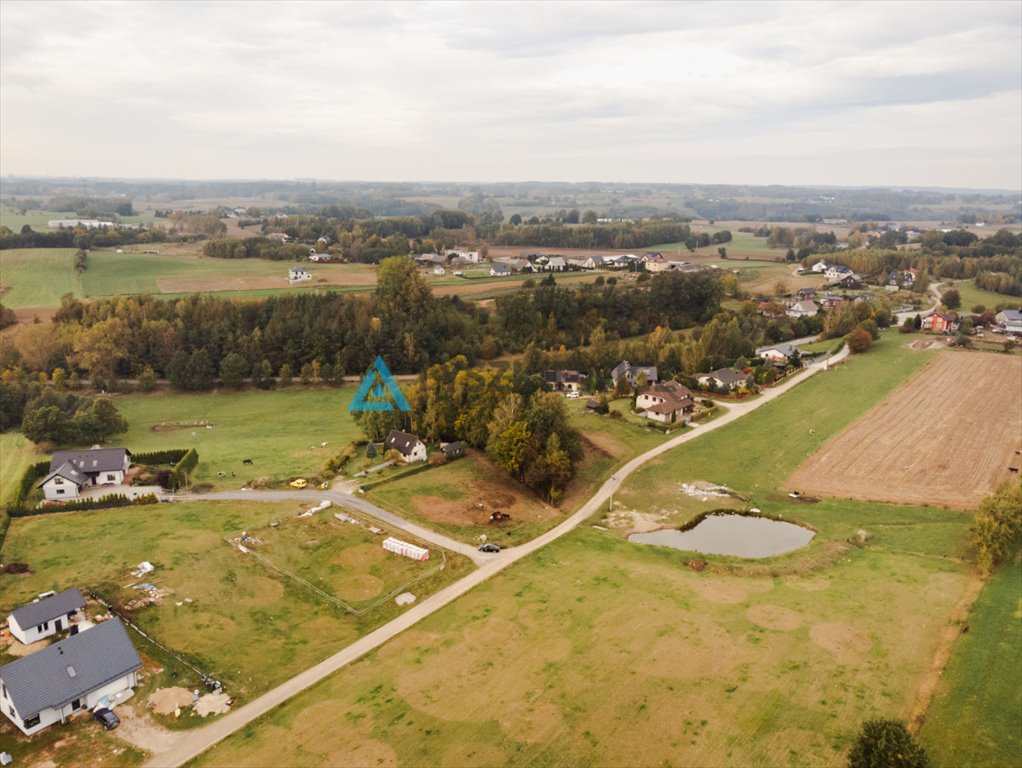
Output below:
[786,351,1022,509]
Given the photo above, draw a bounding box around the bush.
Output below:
[847,326,874,354]
[972,482,1022,574]
[848,719,929,768]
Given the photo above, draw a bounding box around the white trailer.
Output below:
[382,537,429,561]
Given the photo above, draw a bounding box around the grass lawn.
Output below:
[112,386,363,490]
[0,432,37,504]
[920,551,1022,766]
[796,338,844,356]
[0,248,80,308]
[954,279,1022,313]
[193,517,973,768]
[0,501,472,707]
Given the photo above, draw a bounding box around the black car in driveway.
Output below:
[93,707,120,730]
[478,543,501,553]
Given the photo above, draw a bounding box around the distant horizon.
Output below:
[2,174,1019,196]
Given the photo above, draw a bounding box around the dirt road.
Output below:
[145,346,849,768]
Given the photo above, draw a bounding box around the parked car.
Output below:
[478,543,502,553]
[289,478,308,489]
[93,708,120,730]
[566,391,581,399]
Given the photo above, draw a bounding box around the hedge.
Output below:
[9,492,160,518]
[9,461,50,510]
[173,448,199,482]
[133,449,189,466]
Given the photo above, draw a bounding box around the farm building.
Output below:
[544,369,587,393]
[7,589,87,645]
[0,618,142,736]
[440,441,466,459]
[636,381,695,424]
[995,309,1022,335]
[383,537,429,561]
[38,448,131,502]
[385,430,427,463]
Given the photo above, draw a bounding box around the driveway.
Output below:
[175,488,487,564]
[146,345,849,768]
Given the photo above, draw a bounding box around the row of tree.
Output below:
[5,385,128,445]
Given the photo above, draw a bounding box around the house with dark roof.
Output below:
[0,618,141,736]
[7,589,87,645]
[39,448,131,502]
[489,262,512,277]
[440,441,466,460]
[384,430,427,463]
[544,369,587,393]
[610,360,659,388]
[995,308,1022,335]
[696,368,749,392]
[636,381,695,424]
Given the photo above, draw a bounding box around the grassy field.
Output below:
[0,432,36,504]
[193,513,972,768]
[920,551,1022,766]
[614,332,935,521]
[0,500,471,705]
[0,208,157,231]
[953,279,1022,313]
[0,248,81,307]
[187,330,979,768]
[110,386,363,490]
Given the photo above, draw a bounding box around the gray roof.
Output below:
[0,618,141,718]
[756,342,798,358]
[706,368,747,387]
[999,309,1022,322]
[385,430,423,456]
[37,460,88,489]
[49,448,129,475]
[10,588,86,630]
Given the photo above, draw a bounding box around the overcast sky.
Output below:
[2,0,1020,189]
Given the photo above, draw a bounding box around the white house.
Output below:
[39,448,131,502]
[288,267,312,284]
[696,368,748,391]
[786,299,819,318]
[756,342,799,363]
[635,381,695,424]
[308,253,333,263]
[0,618,142,736]
[825,265,855,282]
[384,430,427,463]
[811,260,830,273]
[433,265,446,276]
[445,249,480,263]
[7,589,87,645]
[542,256,566,272]
[489,263,512,277]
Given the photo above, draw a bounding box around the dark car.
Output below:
[93,708,120,730]
[478,543,501,553]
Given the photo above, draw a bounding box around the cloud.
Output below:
[1,0,1019,188]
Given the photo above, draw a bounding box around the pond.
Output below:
[628,513,815,558]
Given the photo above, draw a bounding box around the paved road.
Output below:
[145,346,850,768]
[181,488,487,564]
[895,282,944,325]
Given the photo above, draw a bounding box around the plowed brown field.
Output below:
[785,352,1022,509]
